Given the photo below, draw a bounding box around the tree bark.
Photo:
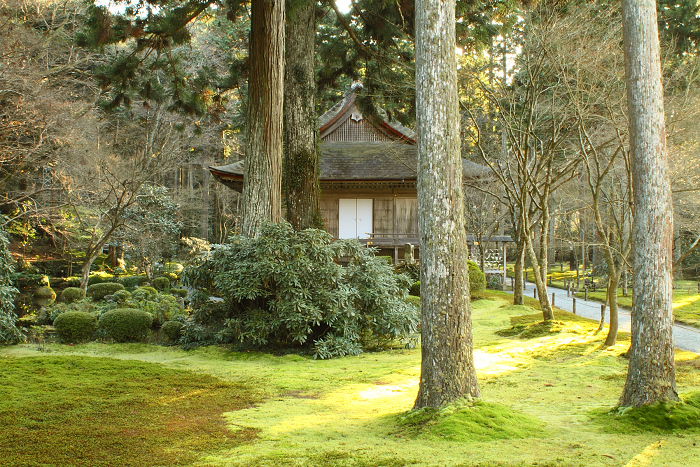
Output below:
[619,0,678,407]
[241,0,285,237]
[283,0,322,231]
[414,0,479,409]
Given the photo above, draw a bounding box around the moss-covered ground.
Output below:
[2,291,699,466]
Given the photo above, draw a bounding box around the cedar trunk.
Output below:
[283,0,322,230]
[619,0,678,407]
[241,0,285,237]
[414,0,479,409]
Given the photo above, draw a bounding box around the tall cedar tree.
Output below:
[619,0,678,407]
[414,0,480,409]
[284,0,322,230]
[241,0,285,236]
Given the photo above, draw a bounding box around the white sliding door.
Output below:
[338,199,373,239]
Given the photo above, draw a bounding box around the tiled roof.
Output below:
[210,142,490,182]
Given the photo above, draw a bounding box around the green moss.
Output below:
[397,399,547,442]
[0,356,259,467]
[591,392,700,432]
[60,287,86,303]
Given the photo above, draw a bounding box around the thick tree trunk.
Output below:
[241,0,285,237]
[414,0,479,409]
[619,0,678,407]
[284,0,322,231]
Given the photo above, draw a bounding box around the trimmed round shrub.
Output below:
[111,290,132,304]
[170,288,188,298]
[87,282,125,301]
[409,281,420,297]
[53,311,97,343]
[161,320,183,342]
[132,286,157,301]
[98,308,153,343]
[152,276,170,291]
[468,261,486,298]
[60,287,86,304]
[119,275,149,288]
[33,286,56,307]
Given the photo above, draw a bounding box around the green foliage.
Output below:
[118,275,149,288]
[98,308,153,343]
[161,320,184,342]
[152,276,170,291]
[409,281,420,296]
[0,225,22,344]
[593,392,700,432]
[468,261,486,298]
[132,286,157,300]
[53,311,98,344]
[86,282,125,301]
[405,295,421,310]
[33,286,56,307]
[395,262,420,282]
[111,290,132,304]
[182,222,418,358]
[60,287,86,304]
[170,288,188,298]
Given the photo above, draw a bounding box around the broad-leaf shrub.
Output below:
[0,225,22,344]
[53,311,97,343]
[86,282,125,301]
[182,222,418,358]
[98,308,153,342]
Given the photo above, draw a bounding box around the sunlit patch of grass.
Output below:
[0,356,260,467]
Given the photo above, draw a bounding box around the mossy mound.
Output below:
[397,399,547,442]
[592,392,700,433]
[496,320,566,339]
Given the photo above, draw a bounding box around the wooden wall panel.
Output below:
[320,198,339,238]
[374,198,394,234]
[395,198,418,234]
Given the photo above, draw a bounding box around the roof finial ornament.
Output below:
[345,81,363,96]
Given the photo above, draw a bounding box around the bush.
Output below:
[86,283,125,301]
[152,276,170,291]
[60,287,86,304]
[98,308,153,343]
[409,281,420,296]
[119,275,149,288]
[182,221,418,358]
[132,286,157,301]
[33,286,56,307]
[53,311,97,344]
[468,261,486,298]
[170,288,188,298]
[161,320,183,342]
[111,290,132,304]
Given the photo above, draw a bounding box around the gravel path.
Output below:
[511,281,700,355]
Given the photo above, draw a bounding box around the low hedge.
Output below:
[60,287,86,304]
[98,308,153,343]
[53,311,97,344]
[86,282,125,301]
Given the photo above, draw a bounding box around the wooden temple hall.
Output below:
[210,86,511,279]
